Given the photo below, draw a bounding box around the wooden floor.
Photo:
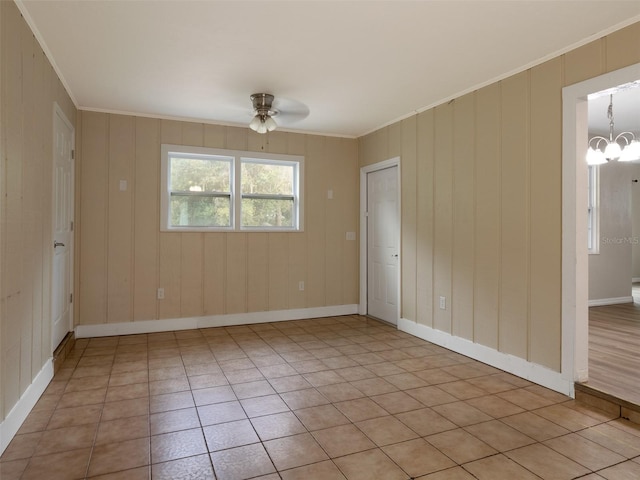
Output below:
[587,300,640,406]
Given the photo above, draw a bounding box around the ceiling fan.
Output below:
[248,93,309,134]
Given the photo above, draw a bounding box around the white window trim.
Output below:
[587,164,599,254]
[161,144,304,232]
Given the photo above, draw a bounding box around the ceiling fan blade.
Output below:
[272,97,310,125]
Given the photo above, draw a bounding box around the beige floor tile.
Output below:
[280,388,330,410]
[303,370,345,387]
[149,377,190,395]
[0,432,43,462]
[505,443,590,480]
[203,419,260,451]
[464,420,536,451]
[150,428,207,463]
[57,387,107,408]
[371,391,425,414]
[415,466,476,479]
[598,460,640,479]
[21,448,91,480]
[321,356,359,370]
[578,423,640,458]
[251,411,307,441]
[432,401,493,427]
[192,385,236,406]
[318,382,366,402]
[395,407,457,436]
[279,459,347,480]
[150,390,195,413]
[438,380,488,400]
[311,424,376,457]
[150,407,200,435]
[382,438,455,477]
[334,366,377,381]
[198,400,247,426]
[225,367,265,384]
[544,433,626,471]
[383,372,429,390]
[333,449,407,480]
[268,374,313,393]
[263,432,329,470]
[211,443,276,480]
[105,382,149,402]
[101,397,149,421]
[35,423,97,455]
[241,394,290,417]
[294,404,351,430]
[149,366,186,381]
[95,414,149,444]
[0,459,29,480]
[87,466,151,479]
[463,453,540,479]
[334,397,389,422]
[109,370,149,387]
[496,388,554,411]
[356,415,418,446]
[426,429,497,464]
[405,385,458,406]
[465,395,525,418]
[87,437,150,477]
[534,403,604,431]
[500,411,570,441]
[46,404,103,430]
[151,454,215,480]
[187,372,228,389]
[350,377,398,396]
[365,362,407,376]
[65,374,110,392]
[231,379,276,399]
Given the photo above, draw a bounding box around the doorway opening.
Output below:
[562,62,640,399]
[359,158,401,326]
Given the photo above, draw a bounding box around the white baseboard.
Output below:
[75,304,359,338]
[0,359,53,456]
[588,296,634,307]
[398,318,573,397]
[633,277,640,283]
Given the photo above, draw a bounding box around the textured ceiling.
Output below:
[17,1,640,137]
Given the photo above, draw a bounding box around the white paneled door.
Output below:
[367,166,399,324]
[52,105,74,350]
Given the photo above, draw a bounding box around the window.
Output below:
[161,145,303,232]
[587,165,599,254]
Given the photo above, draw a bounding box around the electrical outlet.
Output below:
[439,296,446,310]
[299,281,305,291]
[157,288,165,300]
[327,189,333,199]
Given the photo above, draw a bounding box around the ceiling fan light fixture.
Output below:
[249,93,278,134]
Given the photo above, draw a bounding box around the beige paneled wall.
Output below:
[0,1,76,422]
[359,22,640,372]
[76,114,359,326]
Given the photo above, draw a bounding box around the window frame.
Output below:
[161,144,304,232]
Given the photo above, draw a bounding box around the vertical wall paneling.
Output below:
[529,59,562,370]
[563,40,604,87]
[305,135,327,308]
[415,111,435,327]
[133,117,160,321]
[341,139,359,305]
[401,117,417,321]
[268,233,289,311]
[473,84,501,349]
[452,94,475,340]
[247,233,269,313]
[79,113,108,325]
[158,120,183,319]
[107,115,134,323]
[499,72,530,359]
[203,234,225,315]
[605,22,640,73]
[433,103,454,333]
[1,0,76,426]
[288,134,307,309]
[324,137,344,306]
[226,233,247,314]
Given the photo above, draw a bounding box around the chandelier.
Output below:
[249,93,278,134]
[586,94,640,165]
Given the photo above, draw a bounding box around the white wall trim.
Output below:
[359,157,401,318]
[0,359,54,456]
[399,318,573,396]
[562,62,640,386]
[588,296,634,307]
[632,277,640,283]
[75,305,359,338]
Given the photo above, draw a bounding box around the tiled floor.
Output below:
[2,315,640,480]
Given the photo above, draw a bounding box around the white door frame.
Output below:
[359,157,401,320]
[562,62,640,390]
[52,102,75,351]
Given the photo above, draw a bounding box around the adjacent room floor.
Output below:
[2,315,640,479]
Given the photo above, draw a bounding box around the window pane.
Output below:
[170,195,230,227]
[170,156,231,193]
[241,198,293,227]
[241,161,293,195]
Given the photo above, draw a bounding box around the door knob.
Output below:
[54,241,65,248]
